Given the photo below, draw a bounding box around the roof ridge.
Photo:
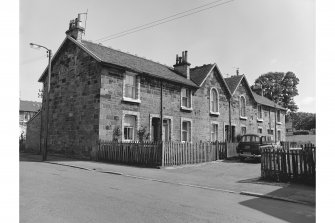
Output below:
[190,63,214,70]
[83,40,175,70]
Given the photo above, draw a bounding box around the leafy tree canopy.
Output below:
[287,112,316,131]
[252,72,299,112]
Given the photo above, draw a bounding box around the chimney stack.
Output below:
[65,14,85,41]
[173,50,191,79]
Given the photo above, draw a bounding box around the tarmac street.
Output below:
[20,154,315,223]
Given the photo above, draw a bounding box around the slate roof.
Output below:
[190,64,215,86]
[252,92,286,110]
[80,40,198,87]
[224,75,244,94]
[20,100,41,112]
[224,75,285,110]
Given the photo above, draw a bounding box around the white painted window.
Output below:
[240,95,246,118]
[123,72,140,102]
[181,88,192,109]
[210,88,219,114]
[241,126,247,135]
[181,119,191,142]
[123,115,136,141]
[211,123,219,141]
[258,127,263,134]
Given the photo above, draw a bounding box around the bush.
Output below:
[293,130,309,135]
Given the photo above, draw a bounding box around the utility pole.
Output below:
[30,43,52,161]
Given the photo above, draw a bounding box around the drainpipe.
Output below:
[160,81,163,141]
[228,97,232,143]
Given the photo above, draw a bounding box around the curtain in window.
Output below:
[181,89,191,108]
[124,115,136,140]
[125,75,136,99]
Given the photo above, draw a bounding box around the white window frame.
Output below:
[122,71,141,103]
[210,87,220,115]
[241,125,247,135]
[257,126,263,135]
[180,88,193,111]
[257,104,263,122]
[239,95,247,120]
[210,121,219,141]
[122,111,140,142]
[149,114,174,141]
[180,117,192,142]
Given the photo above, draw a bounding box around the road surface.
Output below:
[20,160,315,223]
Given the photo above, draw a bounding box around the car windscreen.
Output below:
[241,135,260,142]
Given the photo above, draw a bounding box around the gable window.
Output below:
[240,95,247,119]
[181,118,192,142]
[123,72,140,103]
[241,126,247,135]
[257,105,263,121]
[210,88,219,114]
[181,88,192,110]
[123,115,136,141]
[211,122,219,141]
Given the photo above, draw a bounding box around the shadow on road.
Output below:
[239,196,315,223]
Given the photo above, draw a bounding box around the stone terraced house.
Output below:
[31,15,286,158]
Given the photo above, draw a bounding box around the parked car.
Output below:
[236,134,276,162]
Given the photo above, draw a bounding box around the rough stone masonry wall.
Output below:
[25,112,41,153]
[192,69,230,142]
[41,40,101,158]
[98,66,232,142]
[98,67,187,142]
[230,79,286,141]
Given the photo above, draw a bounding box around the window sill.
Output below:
[257,118,264,122]
[181,106,193,111]
[240,116,248,120]
[122,97,141,103]
[276,122,282,125]
[210,111,220,116]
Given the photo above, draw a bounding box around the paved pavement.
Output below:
[20,152,315,206]
[20,153,315,223]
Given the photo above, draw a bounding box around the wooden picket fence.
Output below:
[96,140,238,167]
[161,141,226,166]
[260,144,316,184]
[96,140,162,167]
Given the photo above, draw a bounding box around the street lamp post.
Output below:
[30,43,52,161]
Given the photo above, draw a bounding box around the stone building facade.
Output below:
[25,112,41,152]
[19,100,41,137]
[35,15,286,158]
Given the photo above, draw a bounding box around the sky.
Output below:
[20,0,315,112]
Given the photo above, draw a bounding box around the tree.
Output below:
[252,72,299,112]
[287,112,316,131]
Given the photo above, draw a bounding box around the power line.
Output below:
[96,0,225,42]
[96,0,234,42]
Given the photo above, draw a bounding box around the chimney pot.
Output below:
[174,50,191,80]
[65,14,85,41]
